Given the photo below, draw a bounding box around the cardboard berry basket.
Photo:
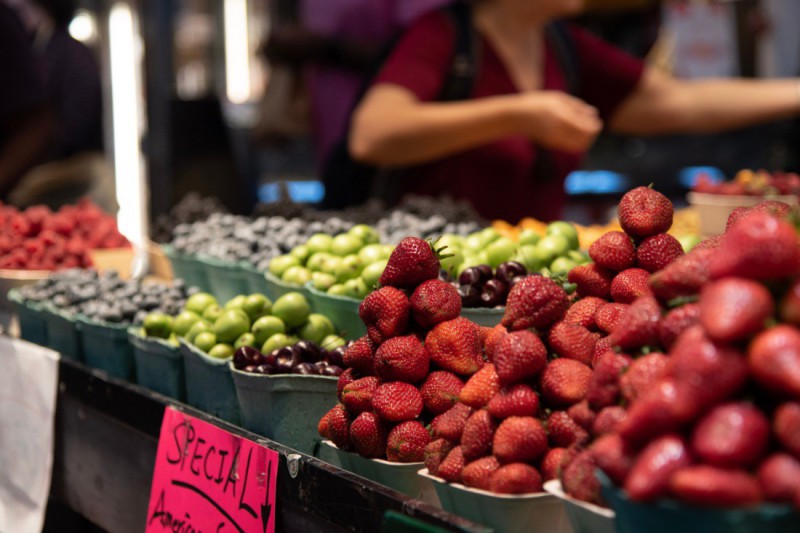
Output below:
[304,284,367,341]
[161,245,210,290]
[128,328,184,400]
[418,469,571,533]
[198,255,251,304]
[687,192,797,237]
[543,479,616,533]
[76,315,135,380]
[597,470,800,533]
[230,366,337,455]
[263,271,308,302]
[460,306,505,328]
[179,339,240,424]
[240,263,270,295]
[41,304,82,361]
[6,287,48,346]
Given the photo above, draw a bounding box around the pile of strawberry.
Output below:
[0,199,129,270]
[318,237,485,463]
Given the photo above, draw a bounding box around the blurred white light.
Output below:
[224,0,251,103]
[68,10,97,43]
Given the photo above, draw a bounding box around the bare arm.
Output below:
[350,84,602,166]
[610,67,800,135]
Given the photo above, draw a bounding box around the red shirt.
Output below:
[374,10,645,223]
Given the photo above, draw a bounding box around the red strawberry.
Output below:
[424,438,454,477]
[568,263,613,299]
[350,412,389,458]
[561,451,602,504]
[650,247,714,302]
[691,402,770,468]
[694,234,723,251]
[757,453,800,503]
[459,363,501,409]
[502,275,569,331]
[658,303,700,349]
[342,336,376,375]
[748,325,800,398]
[699,278,774,344]
[589,231,636,272]
[595,303,629,334]
[386,420,431,462]
[374,335,430,383]
[431,403,472,441]
[618,186,673,238]
[379,236,440,290]
[586,351,631,410]
[635,233,684,273]
[318,409,331,439]
[548,321,598,366]
[437,446,465,482]
[709,211,800,280]
[462,456,501,491]
[426,317,484,376]
[493,416,548,464]
[540,358,593,407]
[727,200,792,231]
[619,353,669,403]
[564,296,606,330]
[589,433,634,486]
[774,402,800,459]
[487,384,540,419]
[625,434,692,501]
[420,371,464,415]
[326,404,353,451]
[493,330,548,385]
[372,382,423,422]
[592,406,628,436]
[670,466,763,507]
[490,463,543,494]
[540,447,577,482]
[461,410,497,461]
[410,278,461,328]
[483,323,508,363]
[610,268,654,304]
[779,279,800,327]
[592,335,615,368]
[608,296,661,351]
[359,287,410,344]
[546,411,589,448]
[567,400,596,431]
[337,367,359,400]
[618,379,694,446]
[341,376,380,415]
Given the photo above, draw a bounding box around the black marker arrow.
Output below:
[261,461,272,533]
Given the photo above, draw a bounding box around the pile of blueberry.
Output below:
[447,261,529,308]
[232,339,348,376]
[150,192,230,244]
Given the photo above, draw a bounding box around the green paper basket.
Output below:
[129,328,184,400]
[241,263,269,295]
[460,306,504,328]
[305,284,366,341]
[42,305,82,361]
[180,339,240,424]
[77,316,135,380]
[543,479,616,533]
[231,367,337,454]
[7,289,48,346]
[163,245,210,291]
[263,271,307,302]
[199,256,251,304]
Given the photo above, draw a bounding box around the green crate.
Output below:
[180,339,240,424]
[77,316,135,380]
[241,263,269,295]
[305,284,366,341]
[263,271,308,302]
[199,256,251,304]
[460,306,504,328]
[163,245,210,291]
[129,328,184,400]
[42,305,82,361]
[7,289,48,346]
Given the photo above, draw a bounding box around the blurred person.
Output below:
[348,0,800,223]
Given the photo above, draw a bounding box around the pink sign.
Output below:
[146,407,279,533]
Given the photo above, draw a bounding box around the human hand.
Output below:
[515,91,603,153]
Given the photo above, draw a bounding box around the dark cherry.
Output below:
[254,364,273,375]
[327,346,346,367]
[481,279,508,308]
[258,352,278,367]
[243,364,260,373]
[508,275,527,290]
[459,265,493,287]
[322,365,343,377]
[458,283,482,308]
[296,339,323,362]
[495,261,527,284]
[292,362,318,375]
[233,346,262,369]
[276,345,302,367]
[438,269,452,282]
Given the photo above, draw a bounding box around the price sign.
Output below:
[146,407,279,533]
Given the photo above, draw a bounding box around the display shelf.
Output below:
[49,358,489,533]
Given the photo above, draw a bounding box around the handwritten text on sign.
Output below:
[146,407,279,533]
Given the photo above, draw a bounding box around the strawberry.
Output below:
[625,434,692,501]
[420,371,464,415]
[618,186,673,238]
[589,433,634,486]
[592,406,628,436]
[350,412,389,458]
[487,383,540,419]
[586,351,631,410]
[589,231,636,272]
[568,263,613,298]
[318,409,331,439]
[424,438,454,477]
[437,446,465,482]
[618,379,694,446]
[502,275,569,331]
[561,451,602,504]
[748,325,800,398]
[462,456,501,491]
[410,279,461,328]
[461,410,497,461]
[326,404,353,451]
[610,268,654,304]
[691,402,770,468]
[567,400,596,431]
[774,402,800,459]
[493,330,548,386]
[372,382,423,422]
[779,279,800,327]
[386,420,431,462]
[594,303,629,334]
[709,211,800,280]
[425,317,484,376]
[483,323,508,363]
[540,358,593,407]
[670,466,763,507]
[341,376,380,415]
[546,411,589,448]
[548,321,598,366]
[459,363,501,409]
[658,303,700,350]
[564,296,606,330]
[757,453,800,503]
[699,278,774,344]
[342,336,376,375]
[540,447,577,482]
[694,234,723,251]
[489,463,543,494]
[431,403,472,441]
[493,416,548,464]
[379,236,440,290]
[727,200,793,231]
[592,336,615,367]
[337,368,359,400]
[635,233,684,273]
[608,296,661,351]
[650,247,713,302]
[619,352,669,403]
[374,335,430,383]
[359,287,410,344]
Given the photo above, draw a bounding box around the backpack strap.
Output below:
[439,0,480,101]
[546,22,580,96]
